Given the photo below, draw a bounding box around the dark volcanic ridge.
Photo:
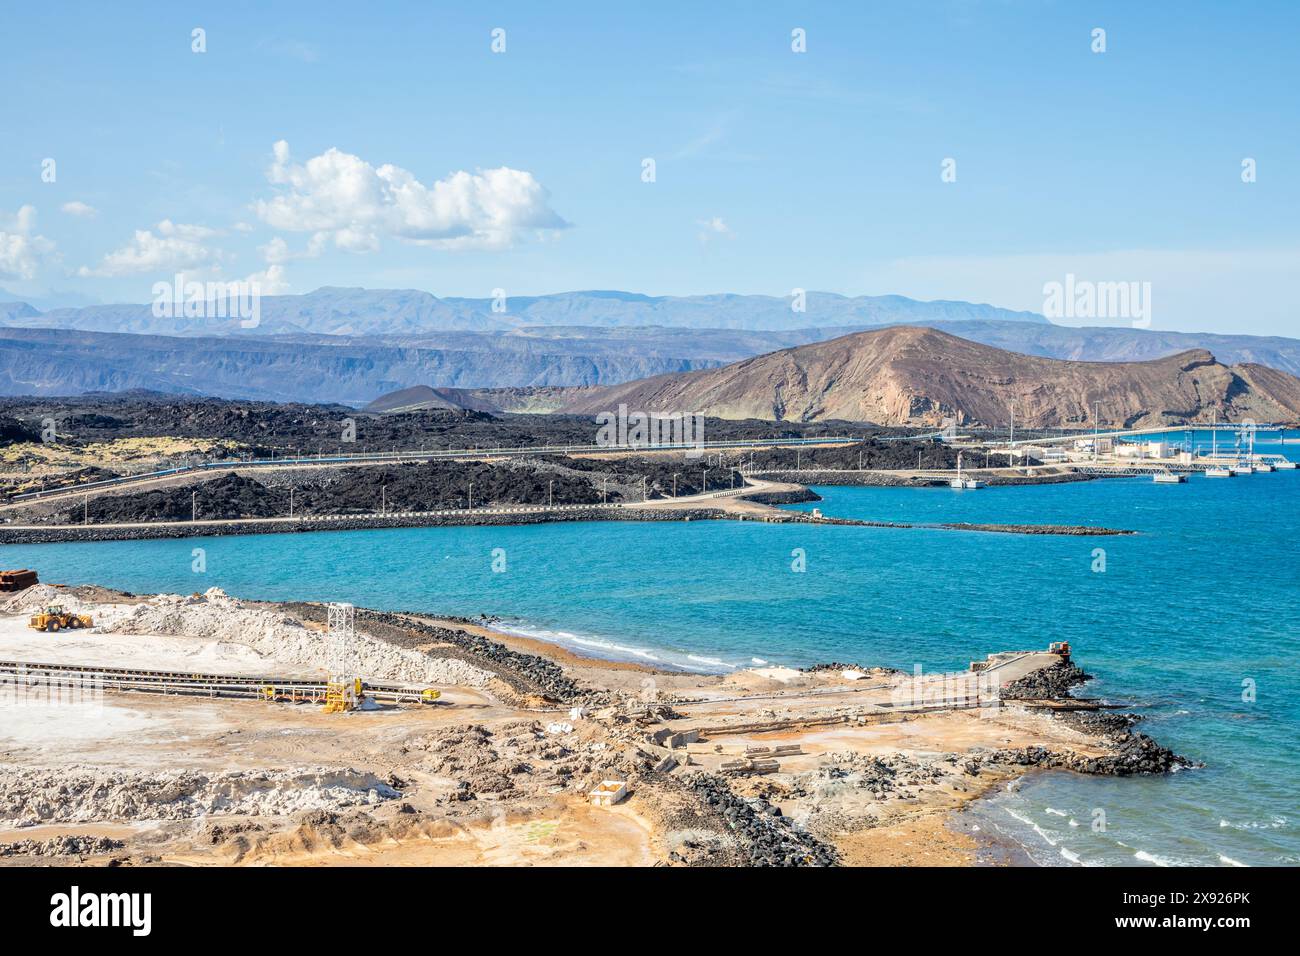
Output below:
[47,458,747,525]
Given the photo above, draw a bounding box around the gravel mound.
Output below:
[0,835,124,857]
[0,583,92,615]
[680,772,839,867]
[0,766,400,826]
[96,588,493,686]
[360,610,601,703]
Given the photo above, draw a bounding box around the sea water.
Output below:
[2,430,1296,866]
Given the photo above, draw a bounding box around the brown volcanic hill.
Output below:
[556,326,1300,427]
[361,385,465,413]
[363,383,595,414]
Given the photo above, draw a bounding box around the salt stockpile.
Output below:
[92,588,494,687]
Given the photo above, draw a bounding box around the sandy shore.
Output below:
[0,582,1184,867]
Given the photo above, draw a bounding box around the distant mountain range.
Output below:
[547,327,1300,428]
[0,286,1045,336]
[0,327,721,403]
[3,286,1300,405]
[0,287,97,313]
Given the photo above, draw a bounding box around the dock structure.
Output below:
[638,646,1079,762]
[1002,422,1290,449]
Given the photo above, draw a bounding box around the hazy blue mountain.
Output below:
[0,327,722,404]
[5,320,1299,406]
[442,290,1048,331]
[4,302,1299,405]
[22,287,509,336]
[922,321,1300,377]
[0,287,99,312]
[0,300,41,323]
[3,286,1047,336]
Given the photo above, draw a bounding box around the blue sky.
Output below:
[1,0,1296,335]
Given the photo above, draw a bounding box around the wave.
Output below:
[1220,815,1288,830]
[499,622,740,673]
[1134,849,1174,866]
[1003,807,1058,847]
[687,654,736,669]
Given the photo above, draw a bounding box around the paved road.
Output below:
[3,437,860,510]
[0,477,795,533]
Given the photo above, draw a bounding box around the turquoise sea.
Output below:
[2,429,1297,866]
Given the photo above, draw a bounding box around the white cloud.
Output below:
[79,219,222,277]
[254,140,567,252]
[260,236,291,264]
[0,205,56,280]
[697,216,733,242]
[241,237,294,294]
[60,200,98,218]
[244,262,289,295]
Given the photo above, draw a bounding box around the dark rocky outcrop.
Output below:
[678,772,839,867]
[977,732,1199,776]
[996,660,1199,774]
[1001,659,1092,699]
[352,609,602,705]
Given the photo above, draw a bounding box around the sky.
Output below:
[0,0,1296,336]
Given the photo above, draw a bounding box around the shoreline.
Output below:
[0,581,1193,867]
[305,612,1145,869]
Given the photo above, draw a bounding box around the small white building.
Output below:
[589,780,628,807]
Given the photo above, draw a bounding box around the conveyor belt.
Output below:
[0,659,439,704]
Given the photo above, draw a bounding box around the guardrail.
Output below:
[0,659,439,704]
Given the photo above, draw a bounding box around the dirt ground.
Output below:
[0,585,1127,867]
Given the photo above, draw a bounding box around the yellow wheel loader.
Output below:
[28,605,93,633]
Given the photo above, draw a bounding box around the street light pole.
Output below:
[1093,401,1101,461]
[672,473,679,497]
[548,479,554,508]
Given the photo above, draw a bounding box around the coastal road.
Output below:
[3,436,861,510]
[0,477,801,537]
